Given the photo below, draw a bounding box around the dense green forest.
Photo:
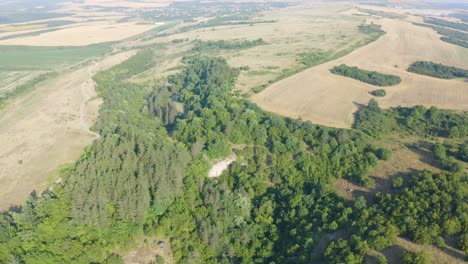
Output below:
[0,52,466,264]
[330,64,401,86]
[408,61,468,79]
[192,38,265,52]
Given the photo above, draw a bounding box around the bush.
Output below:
[375,147,392,160]
[370,89,387,97]
[392,177,403,189]
[402,251,430,264]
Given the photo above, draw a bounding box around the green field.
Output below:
[0,44,112,70]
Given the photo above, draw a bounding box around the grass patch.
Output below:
[247,70,273,76]
[192,38,265,52]
[179,17,277,33]
[358,8,407,19]
[0,72,57,109]
[251,25,386,94]
[0,44,112,70]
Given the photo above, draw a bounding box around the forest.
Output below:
[330,64,401,86]
[408,61,468,79]
[0,53,466,264]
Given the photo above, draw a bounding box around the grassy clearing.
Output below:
[0,72,57,109]
[251,22,385,93]
[0,70,45,93]
[0,44,111,70]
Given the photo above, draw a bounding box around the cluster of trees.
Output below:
[355,99,468,138]
[331,64,401,86]
[441,36,468,48]
[432,143,465,173]
[0,53,466,263]
[358,23,385,35]
[424,17,468,33]
[192,38,265,52]
[408,61,468,79]
[414,22,468,48]
[370,89,386,97]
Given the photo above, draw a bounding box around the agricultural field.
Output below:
[253,7,468,128]
[0,50,135,210]
[0,21,157,46]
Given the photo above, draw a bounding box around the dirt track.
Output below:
[0,51,135,210]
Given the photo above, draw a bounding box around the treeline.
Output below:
[408,61,468,79]
[449,12,468,23]
[0,49,191,263]
[331,64,401,86]
[358,23,385,36]
[358,8,406,19]
[192,38,265,52]
[355,99,468,138]
[179,16,276,33]
[441,36,468,48]
[414,22,468,48]
[424,17,468,32]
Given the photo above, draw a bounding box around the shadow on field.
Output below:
[380,244,407,263]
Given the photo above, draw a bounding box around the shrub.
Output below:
[370,89,387,97]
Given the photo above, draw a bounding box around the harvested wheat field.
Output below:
[0,21,156,46]
[252,11,468,128]
[0,51,135,210]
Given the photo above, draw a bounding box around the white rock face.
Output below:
[208,155,237,178]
